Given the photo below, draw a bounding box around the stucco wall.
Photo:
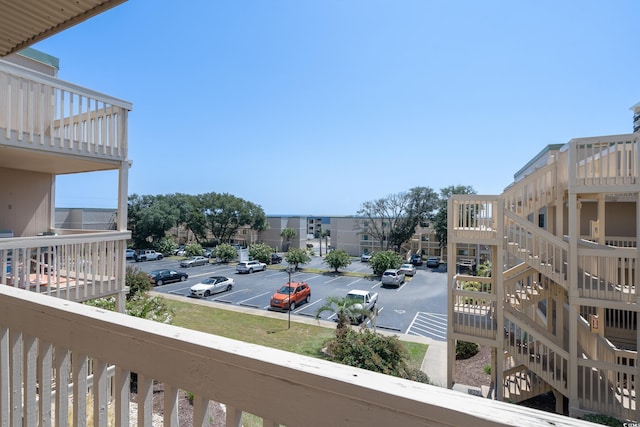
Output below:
[0,167,52,236]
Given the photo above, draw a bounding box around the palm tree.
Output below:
[315,296,372,339]
[280,228,296,251]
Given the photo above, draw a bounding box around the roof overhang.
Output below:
[0,0,127,57]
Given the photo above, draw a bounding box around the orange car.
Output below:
[269,281,311,311]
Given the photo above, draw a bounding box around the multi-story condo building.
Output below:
[0,3,592,425]
[447,115,640,421]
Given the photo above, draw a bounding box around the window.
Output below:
[363,235,369,241]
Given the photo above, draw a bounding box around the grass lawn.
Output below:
[162,297,428,369]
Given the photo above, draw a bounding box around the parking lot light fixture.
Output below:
[286,264,294,329]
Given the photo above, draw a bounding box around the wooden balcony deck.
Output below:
[0,231,129,302]
[0,59,131,169]
[0,285,595,426]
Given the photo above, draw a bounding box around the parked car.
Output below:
[125,249,135,260]
[236,260,267,274]
[269,253,283,264]
[381,269,405,287]
[134,249,163,262]
[176,248,187,257]
[410,253,423,266]
[360,253,373,262]
[398,263,417,276]
[269,282,311,311]
[180,256,209,268]
[426,256,440,268]
[203,248,213,258]
[172,245,185,255]
[190,276,234,298]
[148,269,188,286]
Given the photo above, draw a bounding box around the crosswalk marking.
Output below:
[406,312,447,341]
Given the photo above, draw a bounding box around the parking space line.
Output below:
[346,278,363,287]
[237,292,270,305]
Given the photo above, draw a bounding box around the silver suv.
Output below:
[381,269,405,287]
[236,260,267,274]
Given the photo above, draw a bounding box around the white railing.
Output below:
[577,247,636,303]
[451,275,497,340]
[503,160,557,218]
[449,196,499,242]
[569,134,640,191]
[0,231,129,302]
[0,60,131,162]
[504,210,568,289]
[503,310,569,395]
[0,286,595,427]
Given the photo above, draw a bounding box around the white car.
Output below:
[236,260,267,274]
[398,263,416,277]
[381,269,405,287]
[360,253,373,262]
[190,276,234,298]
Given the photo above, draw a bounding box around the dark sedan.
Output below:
[148,269,188,286]
[269,253,283,264]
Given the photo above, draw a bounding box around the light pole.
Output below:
[286,264,294,329]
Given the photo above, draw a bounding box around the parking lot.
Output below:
[132,255,448,340]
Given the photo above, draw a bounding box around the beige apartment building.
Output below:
[448,107,640,420]
[0,3,593,425]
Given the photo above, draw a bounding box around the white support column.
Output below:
[114,367,130,427]
[446,197,456,389]
[636,191,640,422]
[567,192,579,416]
[117,160,130,232]
[495,198,505,401]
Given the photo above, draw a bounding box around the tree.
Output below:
[128,194,180,248]
[285,247,310,269]
[214,243,237,262]
[280,228,296,251]
[357,187,438,252]
[198,192,268,243]
[370,250,403,276]
[323,249,351,272]
[315,296,371,339]
[248,243,275,264]
[319,229,330,256]
[432,185,476,251]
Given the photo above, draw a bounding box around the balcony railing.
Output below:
[0,231,129,302]
[0,60,131,162]
[448,196,500,243]
[451,275,497,340]
[0,285,594,427]
[568,134,640,192]
[577,247,636,303]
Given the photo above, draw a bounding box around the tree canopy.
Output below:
[128,192,267,248]
[357,186,438,252]
[432,185,476,250]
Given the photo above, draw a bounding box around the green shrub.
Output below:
[214,243,237,262]
[483,364,491,375]
[323,249,352,272]
[323,328,428,383]
[185,242,203,257]
[156,235,176,256]
[248,243,275,264]
[455,340,479,360]
[125,265,152,299]
[580,414,624,426]
[370,250,403,276]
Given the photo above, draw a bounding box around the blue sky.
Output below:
[33,1,639,216]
